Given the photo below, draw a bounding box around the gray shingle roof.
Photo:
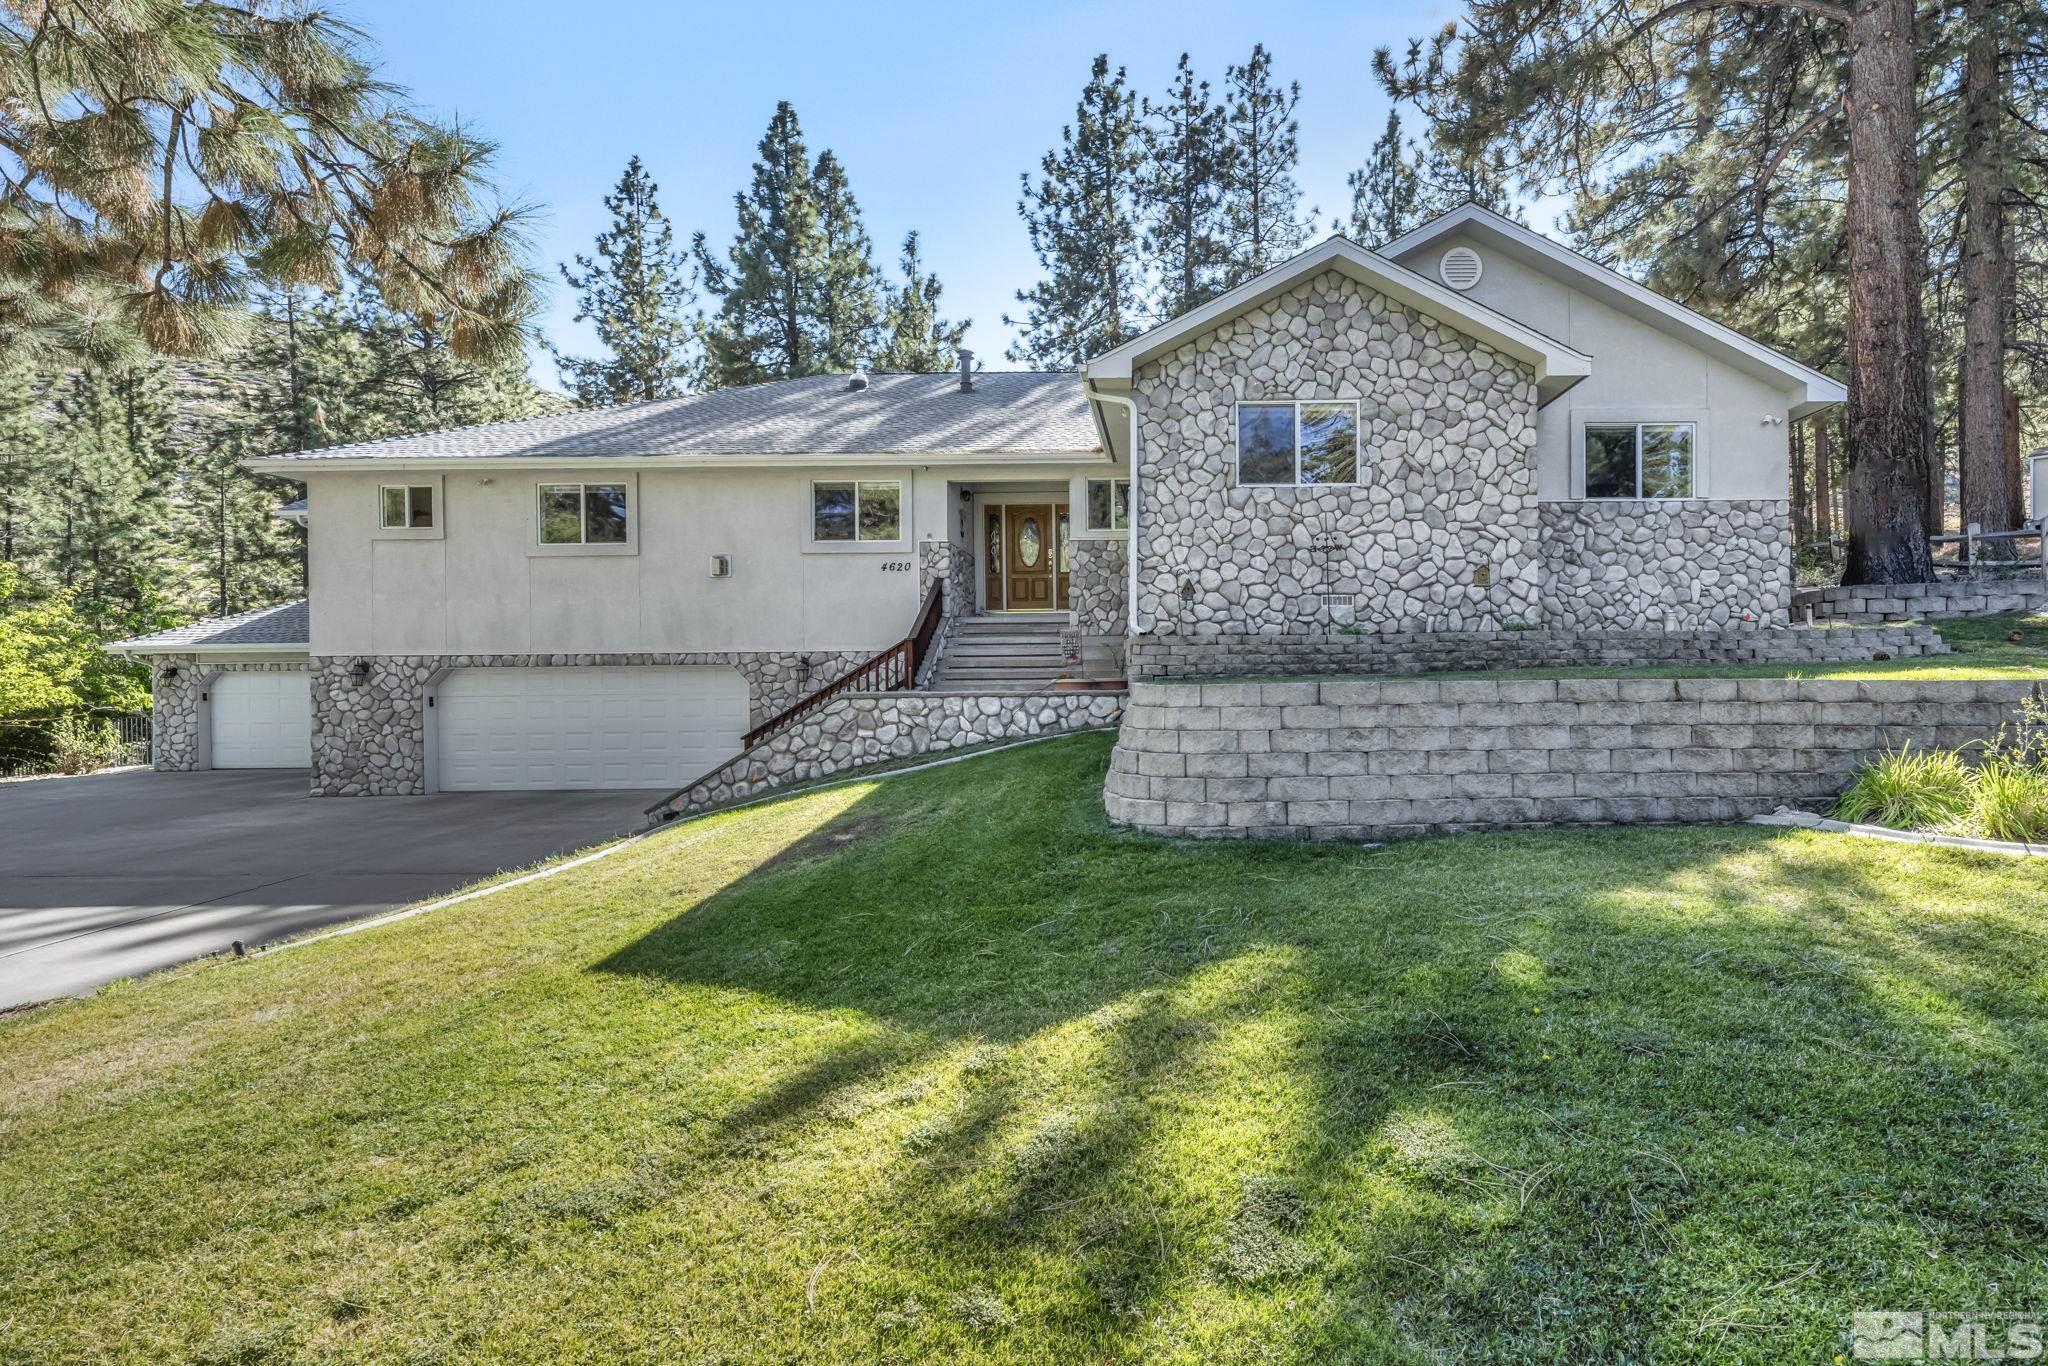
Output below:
[256,372,1099,463]
[110,599,308,653]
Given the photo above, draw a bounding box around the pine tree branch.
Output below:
[1629,0,1851,43]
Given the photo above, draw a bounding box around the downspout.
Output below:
[1084,384,1144,637]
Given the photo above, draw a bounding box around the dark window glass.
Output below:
[1113,481,1130,529]
[1640,425,1693,498]
[407,485,434,529]
[1585,426,1638,498]
[813,482,855,541]
[1299,404,1357,484]
[584,484,627,543]
[380,487,407,528]
[1088,479,1113,530]
[856,481,900,540]
[540,485,583,543]
[1237,405,1296,484]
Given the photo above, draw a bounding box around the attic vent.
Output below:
[1438,246,1484,291]
[846,370,869,392]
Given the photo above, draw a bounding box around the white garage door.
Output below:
[209,672,312,769]
[435,666,750,792]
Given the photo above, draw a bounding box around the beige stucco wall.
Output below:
[1386,229,1803,500]
[307,460,1108,657]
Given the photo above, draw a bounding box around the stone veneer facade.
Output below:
[1135,269,1543,635]
[148,656,311,771]
[1541,500,1793,629]
[656,690,1126,818]
[1106,676,2035,841]
[311,651,868,796]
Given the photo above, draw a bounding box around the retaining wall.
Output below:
[1126,625,1946,681]
[1105,676,2036,841]
[1794,579,2048,623]
[655,689,1127,819]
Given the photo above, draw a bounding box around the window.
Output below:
[1085,478,1130,531]
[538,482,629,545]
[1236,401,1359,486]
[1584,423,1695,499]
[379,485,434,529]
[812,480,901,542]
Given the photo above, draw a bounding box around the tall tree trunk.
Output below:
[1841,0,1936,584]
[1792,417,1811,545]
[1813,413,1834,544]
[1958,0,2016,535]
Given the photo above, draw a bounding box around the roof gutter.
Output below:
[243,447,1110,475]
[106,642,309,659]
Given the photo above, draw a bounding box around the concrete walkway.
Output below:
[0,769,659,1009]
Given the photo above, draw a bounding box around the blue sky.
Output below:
[338,0,1467,382]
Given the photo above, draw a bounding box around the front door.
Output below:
[1003,503,1057,610]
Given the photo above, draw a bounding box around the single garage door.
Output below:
[209,672,312,769]
[435,666,750,791]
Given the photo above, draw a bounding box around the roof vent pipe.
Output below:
[958,348,974,392]
[846,369,869,392]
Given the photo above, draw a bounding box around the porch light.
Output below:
[350,658,371,681]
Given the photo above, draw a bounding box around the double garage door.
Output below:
[434,666,749,792]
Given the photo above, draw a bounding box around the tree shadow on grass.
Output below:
[590,738,2048,1359]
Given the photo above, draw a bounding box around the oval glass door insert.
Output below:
[1018,517,1042,567]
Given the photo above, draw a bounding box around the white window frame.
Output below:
[1232,399,1362,488]
[530,476,637,556]
[1083,477,1130,533]
[809,478,905,547]
[1580,420,1698,501]
[373,476,442,540]
[379,484,435,529]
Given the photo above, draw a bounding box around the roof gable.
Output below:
[1081,236,1592,406]
[1381,204,1845,417]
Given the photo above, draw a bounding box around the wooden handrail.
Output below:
[738,581,945,750]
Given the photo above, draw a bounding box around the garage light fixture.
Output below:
[350,658,371,681]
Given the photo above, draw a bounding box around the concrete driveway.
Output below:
[0,769,663,1009]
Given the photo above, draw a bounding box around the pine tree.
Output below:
[811,150,885,371]
[180,425,302,618]
[1348,110,1424,246]
[1006,56,1146,368]
[1219,44,1312,285]
[697,103,827,386]
[47,364,179,633]
[875,233,970,373]
[0,355,54,594]
[553,157,702,405]
[1141,54,1231,319]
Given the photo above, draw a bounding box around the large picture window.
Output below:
[538,482,629,545]
[1235,401,1359,486]
[1584,423,1694,499]
[1085,478,1130,531]
[813,480,901,542]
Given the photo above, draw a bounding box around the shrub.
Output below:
[1834,744,1976,830]
[1965,760,2048,844]
[48,715,126,775]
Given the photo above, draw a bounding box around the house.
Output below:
[111,205,1849,798]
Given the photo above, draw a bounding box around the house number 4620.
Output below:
[880,560,913,572]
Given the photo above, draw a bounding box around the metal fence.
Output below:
[0,711,151,778]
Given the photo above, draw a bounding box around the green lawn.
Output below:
[5,734,2048,1361]
[1410,609,2048,682]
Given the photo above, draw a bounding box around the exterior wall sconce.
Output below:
[350,658,371,681]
